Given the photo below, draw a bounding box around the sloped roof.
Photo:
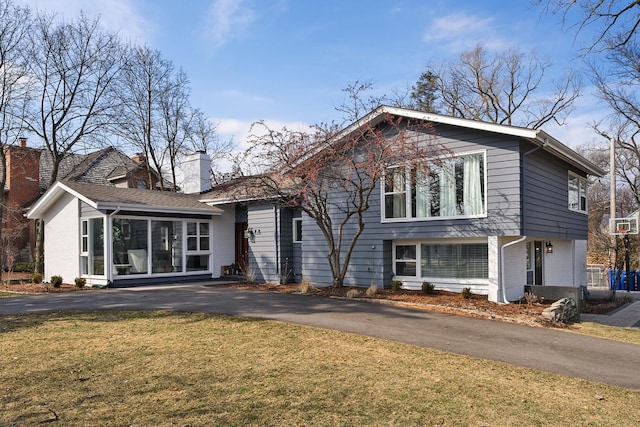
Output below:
[199,174,296,205]
[39,147,170,190]
[341,106,606,177]
[27,181,223,219]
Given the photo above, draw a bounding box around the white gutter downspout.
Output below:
[500,236,527,304]
[106,207,121,284]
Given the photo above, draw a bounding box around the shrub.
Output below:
[366,283,379,296]
[31,273,43,284]
[299,280,312,295]
[74,277,86,289]
[13,262,35,273]
[346,288,361,299]
[50,275,63,288]
[421,281,435,294]
[461,287,472,299]
[391,280,403,290]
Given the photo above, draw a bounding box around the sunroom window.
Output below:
[384,152,485,220]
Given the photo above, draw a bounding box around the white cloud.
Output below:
[14,0,153,44]
[203,0,257,50]
[423,12,508,53]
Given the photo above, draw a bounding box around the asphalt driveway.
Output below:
[2,282,639,390]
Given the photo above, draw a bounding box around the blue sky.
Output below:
[16,0,604,153]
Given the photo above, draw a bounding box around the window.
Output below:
[421,243,488,279]
[568,173,587,213]
[113,218,148,274]
[80,218,104,276]
[395,245,417,276]
[186,221,210,271]
[384,152,485,220]
[393,241,488,280]
[293,218,302,243]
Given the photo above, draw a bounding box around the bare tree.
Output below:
[534,0,640,52]
[426,45,581,129]
[0,0,32,271]
[159,68,191,191]
[23,12,125,273]
[591,41,640,206]
[115,46,192,191]
[187,109,234,185]
[245,83,444,287]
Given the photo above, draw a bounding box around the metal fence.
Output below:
[586,264,608,289]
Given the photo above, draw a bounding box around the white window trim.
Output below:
[104,215,214,278]
[381,149,488,223]
[568,171,588,214]
[293,218,302,243]
[392,238,490,284]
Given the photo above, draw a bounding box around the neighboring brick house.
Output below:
[3,138,41,263]
[2,141,163,266]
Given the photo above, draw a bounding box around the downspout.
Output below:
[106,207,121,284]
[274,205,280,283]
[500,236,527,304]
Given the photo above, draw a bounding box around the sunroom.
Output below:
[27,181,223,287]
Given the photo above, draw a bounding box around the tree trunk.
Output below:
[34,219,44,274]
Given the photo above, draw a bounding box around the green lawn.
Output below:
[1,311,639,426]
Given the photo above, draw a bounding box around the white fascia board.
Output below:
[532,131,606,177]
[95,202,223,216]
[369,106,606,177]
[27,181,99,219]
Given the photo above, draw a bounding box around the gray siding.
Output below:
[302,123,525,287]
[247,204,279,283]
[522,144,589,239]
[80,201,101,217]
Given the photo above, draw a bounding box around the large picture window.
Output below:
[107,217,211,277]
[568,173,587,213]
[384,152,485,220]
[421,243,488,279]
[393,241,488,280]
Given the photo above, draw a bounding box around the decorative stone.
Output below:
[541,297,579,324]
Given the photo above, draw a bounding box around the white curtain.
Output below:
[463,154,482,215]
[439,161,457,216]
[415,167,431,217]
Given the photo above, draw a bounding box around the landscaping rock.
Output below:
[541,297,579,324]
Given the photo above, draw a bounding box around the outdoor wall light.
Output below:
[545,241,553,254]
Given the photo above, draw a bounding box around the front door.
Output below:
[235,222,248,270]
[526,241,544,286]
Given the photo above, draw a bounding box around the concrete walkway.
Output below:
[1,282,639,390]
[582,290,640,328]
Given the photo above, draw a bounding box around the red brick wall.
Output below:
[3,146,41,262]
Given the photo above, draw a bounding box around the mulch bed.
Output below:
[2,272,627,327]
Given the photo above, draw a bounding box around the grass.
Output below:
[574,322,640,344]
[1,311,639,426]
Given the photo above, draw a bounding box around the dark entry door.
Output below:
[235,222,249,269]
[534,240,543,286]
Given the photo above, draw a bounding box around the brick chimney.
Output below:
[131,153,146,164]
[18,137,27,147]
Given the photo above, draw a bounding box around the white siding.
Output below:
[43,193,81,285]
[545,239,586,288]
[212,204,236,278]
[500,237,528,302]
